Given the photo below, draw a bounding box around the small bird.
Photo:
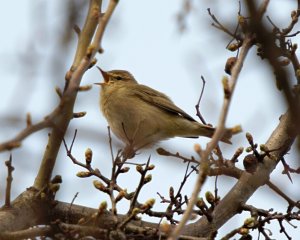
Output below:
[95,67,233,158]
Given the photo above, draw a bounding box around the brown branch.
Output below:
[71,0,102,69]
[0,117,52,152]
[157,147,199,164]
[207,8,237,39]
[54,221,107,239]
[4,154,14,208]
[195,76,207,124]
[169,32,253,240]
[247,0,300,122]
[33,0,118,190]
[51,201,208,240]
[209,165,300,209]
[128,156,151,214]
[0,226,53,240]
[183,110,297,238]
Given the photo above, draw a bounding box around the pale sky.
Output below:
[0,0,299,238]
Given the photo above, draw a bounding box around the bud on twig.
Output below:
[222,76,231,98]
[147,164,155,171]
[144,174,152,184]
[243,154,258,173]
[119,167,130,173]
[230,147,244,163]
[169,186,174,199]
[225,57,237,75]
[98,201,108,214]
[55,86,63,98]
[73,112,87,118]
[160,221,171,234]
[115,190,126,203]
[260,144,269,153]
[78,85,92,91]
[85,148,93,164]
[156,147,171,156]
[244,217,256,228]
[93,180,109,193]
[77,171,92,178]
[49,183,60,193]
[194,143,202,155]
[205,191,215,204]
[227,43,239,52]
[136,165,143,173]
[231,125,242,134]
[239,227,249,235]
[196,197,206,208]
[141,198,155,210]
[51,175,62,184]
[26,113,32,127]
[246,132,253,145]
[65,70,72,81]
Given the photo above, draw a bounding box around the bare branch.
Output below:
[4,154,14,208]
[33,0,119,190]
[169,32,253,240]
[195,76,207,124]
[0,117,52,152]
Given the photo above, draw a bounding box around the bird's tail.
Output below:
[196,124,234,144]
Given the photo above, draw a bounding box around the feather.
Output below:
[131,84,197,122]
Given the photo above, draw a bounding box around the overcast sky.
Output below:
[0,0,299,238]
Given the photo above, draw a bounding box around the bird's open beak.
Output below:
[94,66,109,86]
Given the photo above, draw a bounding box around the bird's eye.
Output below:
[115,76,122,80]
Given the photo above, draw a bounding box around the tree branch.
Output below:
[169,31,253,240]
[0,117,53,152]
[183,110,296,237]
[33,0,118,190]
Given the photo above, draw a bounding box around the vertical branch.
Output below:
[5,154,14,208]
[72,0,102,69]
[195,76,207,125]
[169,36,253,240]
[33,0,118,190]
[128,156,151,213]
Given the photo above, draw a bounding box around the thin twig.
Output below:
[107,126,115,165]
[0,118,53,152]
[63,135,135,201]
[169,35,253,240]
[70,129,77,152]
[66,192,79,223]
[207,8,237,39]
[0,226,53,240]
[157,147,199,164]
[4,154,14,208]
[209,164,300,210]
[128,156,151,213]
[195,76,207,124]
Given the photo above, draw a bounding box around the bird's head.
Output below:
[94,67,137,87]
